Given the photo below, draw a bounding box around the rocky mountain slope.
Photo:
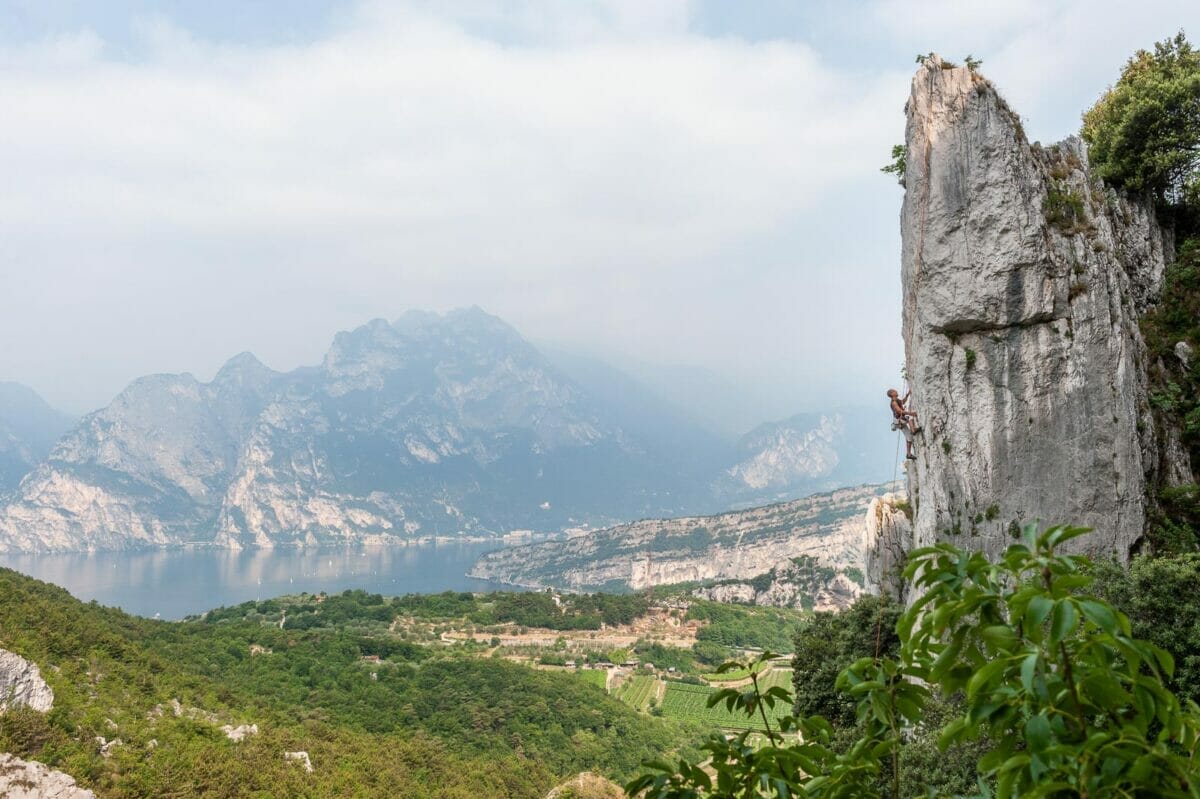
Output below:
[0,646,91,799]
[876,56,1191,575]
[721,409,893,503]
[0,310,894,553]
[468,484,882,600]
[0,310,679,551]
[0,383,73,495]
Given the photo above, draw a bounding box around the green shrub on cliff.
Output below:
[1082,31,1200,205]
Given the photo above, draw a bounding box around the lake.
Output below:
[0,541,519,620]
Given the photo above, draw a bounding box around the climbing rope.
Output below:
[891,427,902,491]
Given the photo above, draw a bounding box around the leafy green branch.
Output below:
[626,524,1200,798]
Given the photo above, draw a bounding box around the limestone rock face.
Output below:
[899,56,1185,561]
[0,754,95,799]
[861,494,912,600]
[470,484,878,594]
[693,562,862,612]
[727,415,842,491]
[0,649,54,713]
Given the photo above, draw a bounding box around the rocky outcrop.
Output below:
[545,772,624,799]
[0,754,94,799]
[727,415,842,490]
[861,494,912,600]
[221,723,258,742]
[898,56,1186,563]
[692,555,863,612]
[284,750,314,773]
[470,484,879,592]
[0,649,53,713]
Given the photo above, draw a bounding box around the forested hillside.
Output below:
[0,569,700,798]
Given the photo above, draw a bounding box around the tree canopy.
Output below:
[1082,31,1200,205]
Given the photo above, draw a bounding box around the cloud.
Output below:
[1,0,1195,420]
[0,1,907,415]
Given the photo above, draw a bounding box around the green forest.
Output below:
[0,570,700,798]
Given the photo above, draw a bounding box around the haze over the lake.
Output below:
[3,0,1197,425]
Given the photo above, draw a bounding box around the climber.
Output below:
[888,388,921,460]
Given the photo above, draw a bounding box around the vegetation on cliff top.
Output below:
[1082,31,1200,207]
[1078,30,1200,552]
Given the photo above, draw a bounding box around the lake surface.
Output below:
[0,541,519,620]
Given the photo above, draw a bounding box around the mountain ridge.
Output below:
[0,310,895,552]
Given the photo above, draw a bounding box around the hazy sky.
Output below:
[2,1,1198,419]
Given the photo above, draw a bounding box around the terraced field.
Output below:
[615,675,658,710]
[659,679,792,732]
[759,668,794,692]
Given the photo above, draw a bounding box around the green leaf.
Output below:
[1050,600,1078,646]
[981,624,1019,652]
[1025,713,1052,752]
[966,658,1008,699]
[1025,595,1053,631]
[1020,652,1039,695]
[1078,599,1119,634]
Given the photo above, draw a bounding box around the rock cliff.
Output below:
[0,754,95,799]
[469,484,879,595]
[861,493,912,601]
[896,56,1188,566]
[0,648,54,713]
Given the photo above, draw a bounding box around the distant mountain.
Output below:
[468,483,880,610]
[0,310,715,551]
[718,409,897,505]
[0,382,73,495]
[0,310,900,552]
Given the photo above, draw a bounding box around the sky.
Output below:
[2,0,1198,424]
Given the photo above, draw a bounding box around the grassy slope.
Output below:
[0,569,695,798]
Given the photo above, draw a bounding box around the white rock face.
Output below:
[861,494,912,600]
[0,649,54,713]
[471,485,879,592]
[899,56,1186,562]
[0,753,95,799]
[728,415,842,490]
[693,563,863,612]
[284,750,314,773]
[221,723,259,742]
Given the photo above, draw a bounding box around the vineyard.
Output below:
[659,675,793,731]
[615,674,658,710]
[759,667,794,692]
[572,668,609,690]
